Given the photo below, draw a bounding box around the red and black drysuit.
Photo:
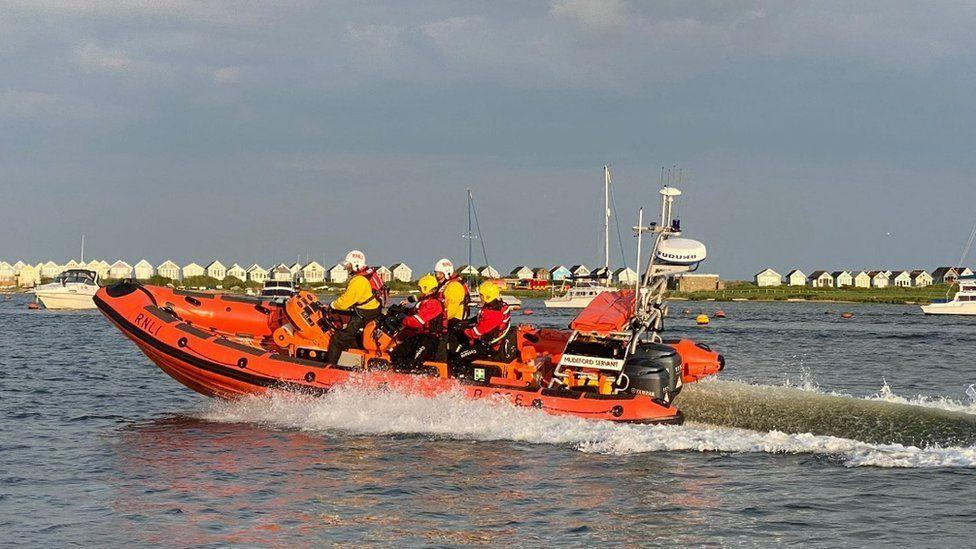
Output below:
[389,294,444,372]
[451,299,517,370]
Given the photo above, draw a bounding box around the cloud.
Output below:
[549,0,629,30]
[71,41,175,82]
[212,66,241,85]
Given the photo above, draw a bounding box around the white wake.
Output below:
[199,386,976,469]
[777,369,976,415]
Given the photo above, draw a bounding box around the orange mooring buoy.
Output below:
[841,312,854,319]
[714,310,726,318]
[28,302,40,310]
[522,309,534,315]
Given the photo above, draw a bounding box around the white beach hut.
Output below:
[133,260,154,280]
[391,263,413,282]
[328,263,349,284]
[301,261,326,284]
[206,260,226,280]
[786,269,806,286]
[182,262,205,279]
[754,268,782,287]
[246,264,268,283]
[226,263,247,281]
[109,260,133,279]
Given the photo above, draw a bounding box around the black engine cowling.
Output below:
[622,343,682,403]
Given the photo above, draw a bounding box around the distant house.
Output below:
[868,270,890,288]
[809,270,833,288]
[786,269,806,286]
[614,267,638,284]
[64,259,82,270]
[931,267,974,285]
[301,261,325,284]
[271,264,293,281]
[457,265,479,276]
[246,264,268,283]
[591,266,611,282]
[910,270,933,287]
[0,262,14,286]
[109,260,133,279]
[569,265,590,278]
[17,264,40,287]
[510,266,533,280]
[533,267,551,281]
[12,261,26,275]
[328,263,349,284]
[41,261,63,279]
[853,271,871,288]
[157,260,181,280]
[95,260,111,279]
[206,260,226,280]
[226,263,247,281]
[391,263,412,282]
[376,265,392,283]
[550,265,571,281]
[289,263,302,277]
[890,270,912,287]
[671,273,722,292]
[831,270,853,288]
[754,268,782,287]
[182,262,205,279]
[133,260,154,280]
[479,265,500,279]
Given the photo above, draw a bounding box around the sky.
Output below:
[2,0,976,278]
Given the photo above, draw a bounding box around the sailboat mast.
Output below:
[467,189,473,267]
[80,235,85,263]
[604,165,611,284]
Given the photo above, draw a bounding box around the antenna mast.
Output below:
[603,165,611,284]
[466,189,474,267]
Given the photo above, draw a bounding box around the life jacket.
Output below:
[403,294,445,334]
[437,274,470,321]
[480,299,512,345]
[351,266,389,308]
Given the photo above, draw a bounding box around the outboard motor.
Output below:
[622,342,682,403]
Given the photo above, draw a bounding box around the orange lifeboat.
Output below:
[94,283,725,425]
[97,283,695,424]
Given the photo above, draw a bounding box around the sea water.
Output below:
[2,297,975,545]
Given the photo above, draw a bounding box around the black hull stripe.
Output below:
[213,337,267,357]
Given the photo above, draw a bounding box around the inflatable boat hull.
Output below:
[95,283,685,425]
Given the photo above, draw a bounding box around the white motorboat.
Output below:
[33,269,100,310]
[921,275,976,315]
[261,279,297,301]
[543,281,613,309]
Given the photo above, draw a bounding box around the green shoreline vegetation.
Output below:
[670,282,955,304]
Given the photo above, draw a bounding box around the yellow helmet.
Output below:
[478,281,500,303]
[418,274,439,296]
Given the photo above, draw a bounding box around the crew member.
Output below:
[433,258,469,361]
[454,281,516,365]
[327,250,388,363]
[390,274,444,372]
[433,258,470,326]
